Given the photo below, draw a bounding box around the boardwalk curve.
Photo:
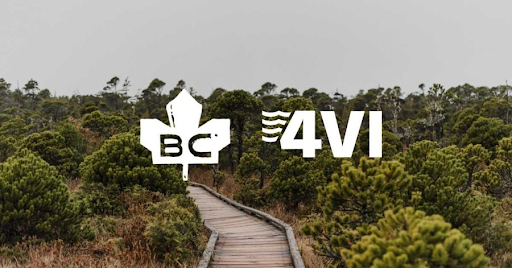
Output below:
[188,183,305,268]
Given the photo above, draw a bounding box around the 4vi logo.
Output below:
[262,110,382,158]
[140,90,230,181]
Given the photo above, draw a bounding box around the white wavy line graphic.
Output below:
[262,119,287,126]
[262,136,279,142]
[262,127,282,134]
[262,111,291,118]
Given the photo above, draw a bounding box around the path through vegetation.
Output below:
[188,186,295,267]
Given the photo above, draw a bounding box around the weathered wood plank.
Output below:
[188,184,305,268]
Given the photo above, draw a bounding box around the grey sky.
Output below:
[2,0,512,98]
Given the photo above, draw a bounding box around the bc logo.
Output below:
[140,90,230,181]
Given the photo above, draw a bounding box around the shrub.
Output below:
[54,119,86,154]
[233,152,268,207]
[245,131,290,177]
[401,142,496,246]
[235,152,268,189]
[20,131,83,179]
[269,156,320,209]
[0,135,16,162]
[80,133,186,194]
[485,136,512,197]
[78,183,124,216]
[309,149,342,184]
[0,149,81,243]
[234,179,267,208]
[144,195,202,264]
[302,158,413,266]
[82,110,128,137]
[341,207,489,268]
[487,198,512,266]
[462,117,512,150]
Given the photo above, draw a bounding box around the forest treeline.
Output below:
[0,77,511,267]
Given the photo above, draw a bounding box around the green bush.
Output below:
[82,110,128,137]
[0,149,81,243]
[233,152,268,207]
[401,142,496,246]
[462,117,512,150]
[302,158,413,266]
[54,119,86,154]
[341,207,489,268]
[78,183,124,216]
[20,131,83,179]
[0,135,16,162]
[484,136,512,197]
[80,133,186,194]
[144,195,202,264]
[234,178,267,208]
[269,156,321,209]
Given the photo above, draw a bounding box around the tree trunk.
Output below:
[237,123,244,164]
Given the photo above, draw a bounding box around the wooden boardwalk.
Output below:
[188,186,295,268]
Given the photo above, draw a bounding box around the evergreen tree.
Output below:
[80,133,186,194]
[484,136,512,197]
[209,90,263,168]
[462,117,512,151]
[0,149,81,243]
[21,131,83,179]
[269,156,320,210]
[302,158,413,266]
[342,207,489,268]
[233,152,269,207]
[54,119,86,154]
[401,142,495,248]
[0,135,16,162]
[82,110,128,138]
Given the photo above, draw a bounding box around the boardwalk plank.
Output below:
[188,186,295,268]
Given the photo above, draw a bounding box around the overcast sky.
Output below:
[1,0,512,98]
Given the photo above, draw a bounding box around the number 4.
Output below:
[280,111,322,157]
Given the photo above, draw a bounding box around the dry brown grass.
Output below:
[0,183,206,268]
[0,239,202,268]
[189,167,241,199]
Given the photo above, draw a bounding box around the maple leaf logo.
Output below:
[140,90,230,181]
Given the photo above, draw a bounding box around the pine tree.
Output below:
[401,142,495,250]
[462,144,491,191]
[269,156,321,210]
[82,110,128,138]
[486,137,512,197]
[20,131,83,179]
[0,149,81,243]
[341,207,489,268]
[0,135,16,162]
[302,158,413,266]
[80,133,186,194]
[245,131,290,186]
[233,152,268,207]
[462,117,512,151]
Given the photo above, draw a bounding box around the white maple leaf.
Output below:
[140,90,230,181]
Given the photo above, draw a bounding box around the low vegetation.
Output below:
[0,77,511,267]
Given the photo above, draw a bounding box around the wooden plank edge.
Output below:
[189,182,306,268]
[198,221,219,268]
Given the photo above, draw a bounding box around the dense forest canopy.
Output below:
[0,76,511,267]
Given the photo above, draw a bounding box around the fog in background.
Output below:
[2,0,512,97]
